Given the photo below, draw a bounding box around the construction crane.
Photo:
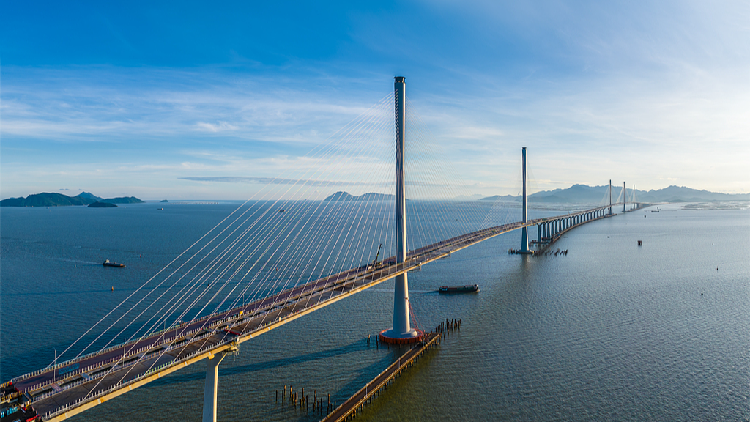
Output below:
[372,243,382,268]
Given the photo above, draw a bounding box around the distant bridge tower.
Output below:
[608,179,613,216]
[623,182,626,212]
[380,76,422,344]
[520,147,530,253]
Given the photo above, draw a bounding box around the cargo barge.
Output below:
[438,284,479,294]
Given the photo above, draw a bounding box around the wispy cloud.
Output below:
[0,67,384,143]
[194,122,238,132]
[179,176,447,188]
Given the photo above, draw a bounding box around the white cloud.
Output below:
[194,121,238,132]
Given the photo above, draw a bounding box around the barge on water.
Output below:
[438,284,479,294]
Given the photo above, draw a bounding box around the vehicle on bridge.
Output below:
[1,382,39,422]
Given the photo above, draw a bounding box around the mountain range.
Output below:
[480,185,750,204]
[1,192,144,207]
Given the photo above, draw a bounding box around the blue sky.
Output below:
[2,0,748,199]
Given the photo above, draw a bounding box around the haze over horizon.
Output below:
[2,1,749,200]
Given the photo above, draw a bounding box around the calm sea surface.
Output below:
[1,202,748,421]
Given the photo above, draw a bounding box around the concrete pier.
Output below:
[202,351,228,422]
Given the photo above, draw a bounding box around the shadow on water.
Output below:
[152,339,379,387]
[327,352,401,403]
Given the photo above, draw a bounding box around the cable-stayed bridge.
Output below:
[1,78,644,422]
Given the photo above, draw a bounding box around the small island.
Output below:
[1,192,144,207]
[88,201,117,208]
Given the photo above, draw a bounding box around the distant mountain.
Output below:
[480,194,520,202]
[529,184,611,203]
[480,184,750,204]
[1,192,144,207]
[324,191,395,201]
[78,192,103,201]
[635,185,750,202]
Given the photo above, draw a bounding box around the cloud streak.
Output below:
[179,176,447,188]
[179,176,383,186]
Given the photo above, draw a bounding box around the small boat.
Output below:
[157,208,164,210]
[439,284,479,294]
[103,259,125,268]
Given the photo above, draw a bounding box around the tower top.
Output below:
[394,76,405,83]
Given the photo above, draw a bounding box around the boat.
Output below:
[103,259,125,268]
[439,284,479,294]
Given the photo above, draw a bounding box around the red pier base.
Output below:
[378,328,426,345]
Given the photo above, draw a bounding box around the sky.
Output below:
[1,0,749,200]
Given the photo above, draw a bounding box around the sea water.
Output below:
[1,202,748,421]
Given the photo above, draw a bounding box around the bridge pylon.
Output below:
[608,179,613,216]
[519,147,532,254]
[380,76,422,344]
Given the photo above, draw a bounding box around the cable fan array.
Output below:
[40,92,522,402]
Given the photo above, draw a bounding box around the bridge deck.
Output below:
[8,203,633,421]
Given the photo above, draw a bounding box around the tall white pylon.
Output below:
[520,147,529,253]
[380,76,419,343]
